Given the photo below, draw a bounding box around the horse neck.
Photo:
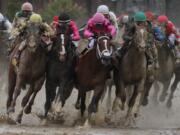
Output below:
[128,45,145,60]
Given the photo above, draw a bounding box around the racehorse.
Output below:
[75,33,114,125]
[113,24,148,125]
[142,40,175,106]
[7,23,47,123]
[44,23,76,118]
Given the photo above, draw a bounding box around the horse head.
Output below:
[132,24,148,52]
[25,23,41,52]
[96,33,113,65]
[56,24,71,62]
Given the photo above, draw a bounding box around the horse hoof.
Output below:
[16,118,22,124]
[142,98,148,106]
[166,101,172,108]
[24,106,31,114]
[7,107,15,114]
[88,104,97,113]
[159,95,167,102]
[75,103,80,110]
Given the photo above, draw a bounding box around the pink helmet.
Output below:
[21,2,33,11]
[157,15,168,23]
[92,13,105,24]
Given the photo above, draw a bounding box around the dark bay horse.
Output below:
[7,23,47,123]
[113,25,148,125]
[142,40,175,106]
[44,25,76,118]
[75,34,113,124]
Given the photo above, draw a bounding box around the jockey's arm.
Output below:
[5,20,12,33]
[107,24,116,39]
[70,21,80,41]
[84,25,94,39]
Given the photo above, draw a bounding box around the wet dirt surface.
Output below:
[0,40,180,134]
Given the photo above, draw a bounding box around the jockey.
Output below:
[8,2,34,53]
[122,11,158,69]
[97,5,118,41]
[81,13,116,55]
[157,15,180,61]
[12,13,54,66]
[12,2,34,28]
[0,13,12,33]
[53,12,80,47]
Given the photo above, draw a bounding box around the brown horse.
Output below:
[75,34,114,124]
[113,25,148,125]
[167,63,180,108]
[142,41,175,106]
[6,23,47,123]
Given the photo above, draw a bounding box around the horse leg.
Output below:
[112,80,126,112]
[8,75,23,114]
[24,76,45,114]
[106,84,112,114]
[152,81,160,105]
[7,68,16,114]
[142,81,153,106]
[44,81,56,117]
[167,76,179,108]
[159,80,171,102]
[60,79,74,107]
[88,85,104,114]
[75,90,81,110]
[16,85,34,123]
[80,91,86,117]
[126,81,144,126]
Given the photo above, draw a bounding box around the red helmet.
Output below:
[145,11,154,21]
[157,15,168,23]
[92,13,105,24]
[21,2,33,11]
[53,16,59,22]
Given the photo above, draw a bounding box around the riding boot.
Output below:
[174,46,180,63]
[151,45,159,69]
[145,49,154,71]
[12,40,26,66]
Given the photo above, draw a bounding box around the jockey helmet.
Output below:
[145,11,154,21]
[134,11,147,22]
[30,13,42,23]
[157,15,168,24]
[122,15,129,23]
[97,5,109,15]
[92,13,105,24]
[21,2,33,11]
[58,13,71,23]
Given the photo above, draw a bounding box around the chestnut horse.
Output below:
[75,34,114,124]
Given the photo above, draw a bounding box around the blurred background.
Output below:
[0,0,179,27]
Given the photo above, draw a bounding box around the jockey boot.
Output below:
[151,45,159,69]
[12,50,21,66]
[174,46,180,64]
[145,49,154,72]
[12,40,26,66]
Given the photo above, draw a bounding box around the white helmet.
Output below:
[122,15,129,23]
[97,5,109,15]
[0,13,4,21]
